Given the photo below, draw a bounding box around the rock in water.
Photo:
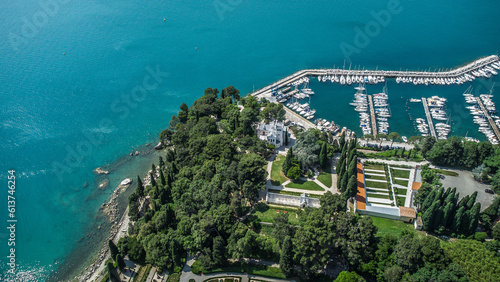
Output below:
[83,181,89,188]
[120,178,133,186]
[97,179,109,190]
[154,142,164,150]
[135,151,140,156]
[93,167,109,175]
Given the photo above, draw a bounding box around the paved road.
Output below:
[440,170,495,211]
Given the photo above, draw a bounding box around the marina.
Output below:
[254,56,500,141]
[252,55,500,99]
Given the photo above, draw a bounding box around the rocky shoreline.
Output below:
[78,181,132,281]
[78,170,157,281]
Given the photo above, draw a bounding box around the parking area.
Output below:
[439,169,496,211]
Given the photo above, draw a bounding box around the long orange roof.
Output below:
[356,163,366,210]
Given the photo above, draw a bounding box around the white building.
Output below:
[257,120,287,147]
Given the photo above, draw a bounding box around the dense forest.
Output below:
[109,88,500,281]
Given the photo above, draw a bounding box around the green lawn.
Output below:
[250,203,300,225]
[364,163,385,171]
[166,273,181,282]
[395,188,408,196]
[391,168,411,179]
[268,189,320,198]
[192,261,286,279]
[369,216,421,238]
[285,179,325,191]
[364,180,389,189]
[365,174,387,181]
[367,193,391,199]
[393,179,409,187]
[433,168,459,176]
[360,150,424,162]
[270,155,288,185]
[396,197,405,207]
[317,172,332,187]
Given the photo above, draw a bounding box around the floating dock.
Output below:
[367,95,378,136]
[476,97,500,140]
[251,55,500,98]
[422,98,437,139]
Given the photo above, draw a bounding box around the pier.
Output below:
[368,95,378,136]
[284,106,316,130]
[422,98,437,139]
[251,55,500,98]
[476,97,500,140]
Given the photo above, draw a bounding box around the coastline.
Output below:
[75,149,161,282]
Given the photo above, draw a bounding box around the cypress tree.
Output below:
[348,137,357,154]
[136,175,144,197]
[159,156,165,170]
[319,143,328,169]
[109,240,119,261]
[280,235,293,276]
[407,149,412,159]
[467,202,481,235]
[466,191,478,210]
[337,171,343,190]
[443,188,454,206]
[341,171,349,192]
[434,206,444,233]
[421,189,437,212]
[434,187,445,205]
[339,132,346,150]
[442,202,454,229]
[341,142,348,160]
[347,175,358,199]
[337,158,346,178]
[285,129,289,146]
[458,195,470,209]
[452,206,466,233]
[422,201,440,231]
[159,169,166,186]
[116,254,126,271]
[282,147,293,175]
[150,172,156,187]
[107,262,119,282]
[347,157,357,180]
[151,163,156,174]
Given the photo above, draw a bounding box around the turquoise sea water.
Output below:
[1,0,500,280]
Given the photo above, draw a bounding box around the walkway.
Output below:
[422,98,437,139]
[364,168,385,173]
[266,150,338,197]
[180,254,290,282]
[364,178,387,183]
[476,97,500,140]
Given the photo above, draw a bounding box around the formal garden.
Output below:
[363,163,394,206]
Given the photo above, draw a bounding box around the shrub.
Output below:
[475,232,488,242]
